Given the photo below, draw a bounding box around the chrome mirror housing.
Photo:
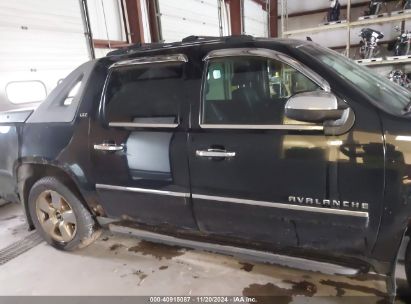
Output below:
[284,91,343,123]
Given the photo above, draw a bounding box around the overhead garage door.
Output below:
[0,0,90,111]
[243,0,268,37]
[158,0,229,42]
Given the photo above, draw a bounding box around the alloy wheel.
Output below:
[35,190,77,242]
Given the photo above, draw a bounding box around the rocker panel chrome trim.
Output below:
[199,124,324,130]
[109,122,179,128]
[95,184,368,218]
[96,184,190,198]
[192,194,369,218]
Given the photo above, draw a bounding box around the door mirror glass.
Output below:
[284,91,343,123]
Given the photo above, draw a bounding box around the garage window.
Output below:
[105,62,184,126]
[202,57,320,125]
[6,81,47,104]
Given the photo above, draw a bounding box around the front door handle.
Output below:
[196,149,236,158]
[94,143,124,152]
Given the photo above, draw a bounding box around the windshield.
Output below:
[299,44,411,116]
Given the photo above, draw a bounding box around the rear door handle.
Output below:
[196,149,236,158]
[94,143,124,152]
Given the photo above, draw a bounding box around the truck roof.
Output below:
[104,35,308,60]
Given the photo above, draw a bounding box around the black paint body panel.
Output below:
[0,37,408,276]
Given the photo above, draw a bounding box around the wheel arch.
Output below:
[387,222,411,296]
[16,161,97,229]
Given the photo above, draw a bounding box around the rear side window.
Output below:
[105,62,185,125]
[27,61,96,124]
[63,80,82,106]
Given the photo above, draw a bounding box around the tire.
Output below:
[28,176,101,251]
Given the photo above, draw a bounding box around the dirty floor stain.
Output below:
[242,280,317,304]
[109,244,124,251]
[128,240,186,260]
[283,280,317,296]
[320,279,387,299]
[159,265,168,270]
[239,262,254,272]
[350,273,385,282]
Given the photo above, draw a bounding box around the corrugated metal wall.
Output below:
[158,0,229,42]
[87,0,127,41]
[244,0,268,37]
[0,0,90,111]
[0,0,271,111]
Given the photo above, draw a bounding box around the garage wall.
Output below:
[243,0,268,37]
[281,0,408,49]
[87,0,127,41]
[0,0,90,112]
[158,0,229,42]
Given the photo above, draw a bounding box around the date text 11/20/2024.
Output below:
[149,297,257,303]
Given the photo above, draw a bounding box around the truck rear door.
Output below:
[90,54,197,230]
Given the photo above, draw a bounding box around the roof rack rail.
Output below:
[106,35,256,57]
[225,35,254,42]
[181,35,221,43]
[181,35,254,44]
[107,42,166,56]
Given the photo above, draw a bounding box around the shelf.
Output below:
[351,12,411,27]
[283,23,348,36]
[356,57,411,66]
[283,13,411,36]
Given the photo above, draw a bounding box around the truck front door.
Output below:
[188,48,384,257]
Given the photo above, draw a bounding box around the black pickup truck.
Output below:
[1,35,411,296]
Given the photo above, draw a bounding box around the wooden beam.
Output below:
[226,0,242,35]
[269,0,278,37]
[147,0,160,42]
[93,39,132,49]
[125,0,145,43]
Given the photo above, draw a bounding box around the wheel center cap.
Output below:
[55,211,62,221]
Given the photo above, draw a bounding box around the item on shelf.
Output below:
[401,0,411,10]
[387,26,411,56]
[388,69,411,88]
[359,28,384,59]
[365,0,385,16]
[327,0,341,22]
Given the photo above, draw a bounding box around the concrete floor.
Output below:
[0,202,408,303]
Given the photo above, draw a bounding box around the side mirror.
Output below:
[284,91,344,123]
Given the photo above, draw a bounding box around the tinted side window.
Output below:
[105,62,184,124]
[202,57,320,125]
